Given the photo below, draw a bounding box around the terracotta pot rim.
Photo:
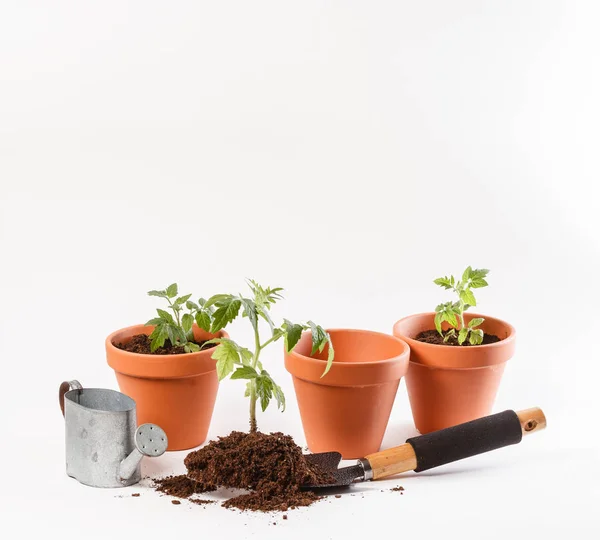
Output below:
[289,327,410,368]
[285,328,410,387]
[106,324,227,379]
[393,312,516,351]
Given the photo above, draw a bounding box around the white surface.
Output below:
[1,1,599,538]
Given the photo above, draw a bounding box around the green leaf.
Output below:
[195,310,212,332]
[211,340,240,381]
[247,280,284,309]
[434,312,443,334]
[470,278,488,289]
[182,313,193,334]
[255,372,274,412]
[185,342,200,353]
[148,289,167,298]
[442,310,458,328]
[240,297,258,332]
[460,289,477,307]
[321,334,335,377]
[258,307,276,334]
[462,266,472,283]
[145,317,164,326]
[470,268,489,280]
[174,293,192,306]
[283,319,304,352]
[166,283,178,298]
[156,308,175,324]
[469,329,484,345]
[308,321,328,355]
[239,347,253,365]
[443,328,455,343]
[244,381,253,397]
[211,297,241,332]
[458,327,469,345]
[272,382,286,411]
[433,277,454,290]
[186,300,200,311]
[468,317,484,328]
[150,324,168,352]
[231,365,258,380]
[203,294,232,308]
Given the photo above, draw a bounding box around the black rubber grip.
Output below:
[406,410,523,473]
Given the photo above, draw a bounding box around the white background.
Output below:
[1,1,599,538]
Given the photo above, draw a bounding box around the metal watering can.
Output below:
[59,380,168,488]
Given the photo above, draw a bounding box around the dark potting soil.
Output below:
[154,431,335,512]
[114,333,216,355]
[391,486,405,492]
[415,329,501,346]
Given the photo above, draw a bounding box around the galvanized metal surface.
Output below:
[59,380,167,488]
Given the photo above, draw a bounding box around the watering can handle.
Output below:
[59,380,83,417]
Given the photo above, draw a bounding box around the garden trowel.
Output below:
[303,407,546,490]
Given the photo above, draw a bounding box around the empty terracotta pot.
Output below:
[106,324,227,451]
[393,313,516,434]
[285,329,410,459]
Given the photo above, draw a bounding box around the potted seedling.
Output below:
[155,280,341,512]
[393,267,516,433]
[106,284,228,450]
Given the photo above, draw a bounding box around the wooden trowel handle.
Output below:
[365,407,546,480]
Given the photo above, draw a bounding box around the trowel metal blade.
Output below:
[302,452,366,490]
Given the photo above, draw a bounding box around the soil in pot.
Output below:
[154,431,334,512]
[114,334,217,355]
[415,329,501,346]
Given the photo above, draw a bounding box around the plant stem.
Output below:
[259,333,280,350]
[249,324,262,433]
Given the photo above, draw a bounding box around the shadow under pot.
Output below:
[393,312,516,434]
[285,328,410,460]
[106,324,227,451]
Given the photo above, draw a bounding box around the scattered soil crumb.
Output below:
[131,493,140,497]
[283,515,288,520]
[415,329,500,346]
[154,431,334,512]
[171,500,181,505]
[334,495,342,498]
[190,499,216,506]
[391,486,405,492]
[115,334,216,355]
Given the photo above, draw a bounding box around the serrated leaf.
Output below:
[470,268,489,280]
[433,277,454,290]
[272,382,286,411]
[212,341,240,381]
[182,313,193,334]
[148,289,167,298]
[462,266,472,282]
[166,283,178,298]
[186,300,200,311]
[308,321,328,355]
[434,312,443,334]
[458,327,469,345]
[443,310,458,328]
[239,348,253,365]
[469,329,484,345]
[244,381,253,397]
[460,289,477,307]
[240,297,258,332]
[211,298,241,332]
[174,293,192,306]
[156,308,175,324]
[255,373,274,412]
[468,317,484,328]
[185,342,200,353]
[443,328,455,343]
[204,294,232,308]
[150,325,168,352]
[195,310,212,332]
[231,365,258,380]
[470,278,488,289]
[145,317,164,326]
[283,319,304,352]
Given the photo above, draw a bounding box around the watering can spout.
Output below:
[119,423,168,483]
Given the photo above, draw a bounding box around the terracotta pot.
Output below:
[285,329,410,459]
[106,324,227,451]
[393,312,516,434]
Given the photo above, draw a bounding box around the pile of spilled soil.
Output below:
[114,334,216,355]
[154,431,334,512]
[416,329,501,347]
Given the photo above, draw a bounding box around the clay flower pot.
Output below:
[106,324,227,451]
[393,312,516,434]
[285,329,410,459]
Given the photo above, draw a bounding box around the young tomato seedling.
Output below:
[197,280,334,432]
[145,283,215,353]
[433,267,490,345]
